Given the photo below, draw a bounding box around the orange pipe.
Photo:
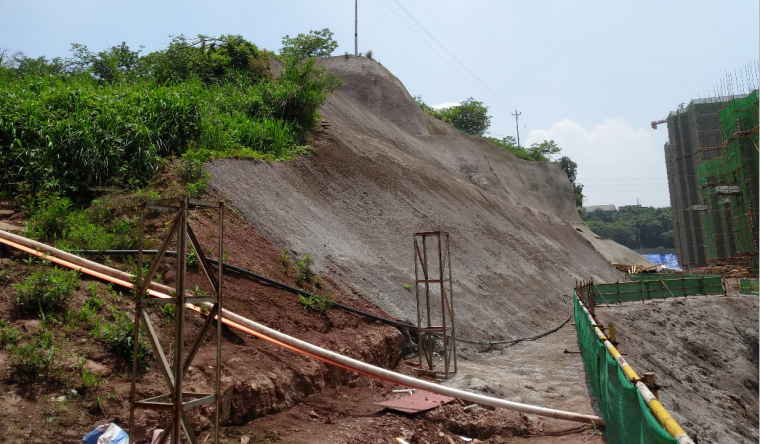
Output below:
[0,236,398,385]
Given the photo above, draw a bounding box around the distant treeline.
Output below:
[581,206,674,250]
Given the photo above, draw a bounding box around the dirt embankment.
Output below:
[208,56,648,342]
[595,295,759,443]
[0,208,402,442]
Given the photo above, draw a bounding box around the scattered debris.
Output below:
[375,390,455,414]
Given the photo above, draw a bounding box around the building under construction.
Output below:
[664,90,759,271]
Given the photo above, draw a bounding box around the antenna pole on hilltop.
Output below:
[355,0,358,56]
[512,110,522,147]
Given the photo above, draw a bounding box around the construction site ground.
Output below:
[595,295,759,444]
[0,207,603,443]
[0,55,757,443]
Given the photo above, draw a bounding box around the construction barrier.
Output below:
[740,278,759,295]
[578,275,723,305]
[574,294,688,444]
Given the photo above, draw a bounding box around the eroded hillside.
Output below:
[208,56,647,341]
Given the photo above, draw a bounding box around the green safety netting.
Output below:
[740,279,759,295]
[589,275,723,304]
[574,294,677,444]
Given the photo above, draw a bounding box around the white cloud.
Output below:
[526,118,671,208]
[431,102,460,110]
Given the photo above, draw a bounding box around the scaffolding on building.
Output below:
[664,71,758,272]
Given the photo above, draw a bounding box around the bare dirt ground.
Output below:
[595,295,759,443]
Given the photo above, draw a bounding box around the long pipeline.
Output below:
[69,249,415,331]
[68,249,572,347]
[576,295,693,443]
[0,230,604,426]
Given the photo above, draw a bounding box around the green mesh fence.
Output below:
[574,294,678,444]
[740,279,759,295]
[585,275,723,304]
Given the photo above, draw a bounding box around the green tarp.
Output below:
[574,294,678,444]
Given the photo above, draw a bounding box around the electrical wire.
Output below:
[376,0,496,106]
[69,249,572,347]
[388,0,518,111]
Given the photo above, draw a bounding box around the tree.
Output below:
[556,155,584,208]
[280,28,339,61]
[144,34,264,84]
[439,97,491,136]
[527,140,561,161]
[557,156,577,183]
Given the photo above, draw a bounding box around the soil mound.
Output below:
[209,56,645,340]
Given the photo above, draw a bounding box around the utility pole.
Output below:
[512,109,522,147]
[355,0,358,56]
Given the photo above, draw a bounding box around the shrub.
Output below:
[298,291,333,314]
[92,307,150,363]
[295,254,314,288]
[12,267,80,314]
[0,319,21,348]
[25,195,73,238]
[280,249,292,275]
[8,326,63,379]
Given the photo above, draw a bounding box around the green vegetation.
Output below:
[280,249,292,275]
[557,156,584,209]
[8,319,64,380]
[581,206,674,250]
[298,291,333,313]
[295,253,314,288]
[415,96,491,136]
[280,28,339,61]
[11,267,80,314]
[25,194,138,251]
[92,307,150,363]
[1,32,342,206]
[414,95,584,207]
[0,319,21,348]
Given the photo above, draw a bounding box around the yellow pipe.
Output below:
[638,386,690,441]
[577,295,694,444]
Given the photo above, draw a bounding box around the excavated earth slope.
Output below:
[209,56,646,341]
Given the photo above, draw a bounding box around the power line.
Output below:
[377,0,497,105]
[388,0,518,111]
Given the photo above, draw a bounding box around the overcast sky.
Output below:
[2,1,758,207]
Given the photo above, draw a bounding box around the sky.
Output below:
[2,1,758,207]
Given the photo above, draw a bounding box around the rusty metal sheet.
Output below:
[375,390,455,414]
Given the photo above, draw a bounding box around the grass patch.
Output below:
[92,307,150,364]
[11,266,80,315]
[8,319,64,380]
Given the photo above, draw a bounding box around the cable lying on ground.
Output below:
[0,231,604,426]
[69,249,573,347]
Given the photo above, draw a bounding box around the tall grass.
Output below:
[0,36,342,203]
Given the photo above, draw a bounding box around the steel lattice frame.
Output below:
[413,231,456,379]
[129,197,224,444]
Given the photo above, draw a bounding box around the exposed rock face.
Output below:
[208,56,647,341]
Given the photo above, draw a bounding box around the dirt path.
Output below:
[445,323,601,436]
[595,295,759,443]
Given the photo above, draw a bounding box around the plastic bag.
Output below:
[82,423,129,444]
